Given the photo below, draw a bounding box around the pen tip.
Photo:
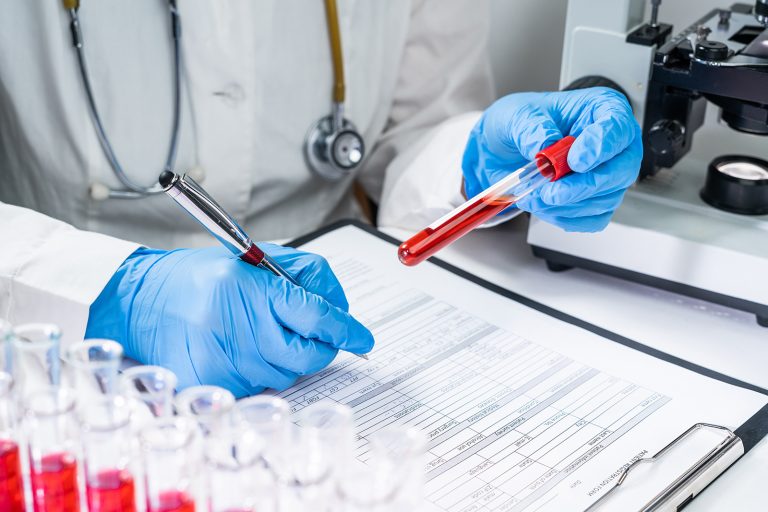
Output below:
[359,353,370,360]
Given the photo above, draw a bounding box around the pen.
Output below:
[158,171,369,360]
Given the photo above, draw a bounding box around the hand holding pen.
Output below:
[158,171,370,360]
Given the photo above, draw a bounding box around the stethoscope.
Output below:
[61,0,365,200]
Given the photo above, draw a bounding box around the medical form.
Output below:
[271,223,768,512]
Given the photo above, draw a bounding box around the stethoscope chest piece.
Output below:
[304,114,365,181]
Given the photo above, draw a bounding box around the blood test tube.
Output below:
[0,371,24,512]
[398,136,576,266]
[140,417,201,512]
[25,387,81,512]
[80,396,138,512]
[63,339,124,402]
[11,324,62,399]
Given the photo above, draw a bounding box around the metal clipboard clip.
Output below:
[586,423,744,512]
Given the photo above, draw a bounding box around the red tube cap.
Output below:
[535,136,576,182]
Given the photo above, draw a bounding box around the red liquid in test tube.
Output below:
[0,439,24,512]
[398,136,575,266]
[30,452,80,512]
[398,194,516,266]
[149,489,196,512]
[87,468,137,512]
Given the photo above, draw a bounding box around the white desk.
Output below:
[384,217,768,511]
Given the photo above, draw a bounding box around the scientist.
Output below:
[0,1,641,397]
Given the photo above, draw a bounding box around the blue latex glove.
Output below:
[462,87,643,232]
[85,245,374,397]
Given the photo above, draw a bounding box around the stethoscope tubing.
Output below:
[68,2,181,198]
[68,0,362,200]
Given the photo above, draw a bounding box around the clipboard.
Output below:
[288,220,768,512]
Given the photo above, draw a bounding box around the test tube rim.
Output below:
[11,323,62,352]
[297,400,355,448]
[234,395,291,424]
[63,338,124,369]
[173,385,236,419]
[298,400,353,426]
[120,365,178,393]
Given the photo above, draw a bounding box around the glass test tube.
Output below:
[80,396,138,512]
[292,402,355,512]
[231,399,360,512]
[0,372,24,512]
[233,396,291,475]
[297,402,354,479]
[140,417,201,512]
[121,366,178,426]
[63,339,124,402]
[337,426,427,512]
[11,324,62,399]
[121,365,178,512]
[174,386,235,438]
[398,136,575,266]
[25,387,81,512]
[175,386,266,512]
[235,395,331,512]
[204,422,272,512]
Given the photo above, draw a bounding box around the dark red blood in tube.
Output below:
[398,195,516,266]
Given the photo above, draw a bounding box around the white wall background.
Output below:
[488,0,740,95]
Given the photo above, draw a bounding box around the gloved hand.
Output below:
[462,87,643,232]
[85,244,374,397]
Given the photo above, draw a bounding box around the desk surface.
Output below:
[384,217,767,511]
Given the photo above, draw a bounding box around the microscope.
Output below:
[527,0,768,326]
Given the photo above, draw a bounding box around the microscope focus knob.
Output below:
[648,119,685,157]
[694,40,729,61]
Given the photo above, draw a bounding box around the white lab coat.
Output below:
[0,0,493,347]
